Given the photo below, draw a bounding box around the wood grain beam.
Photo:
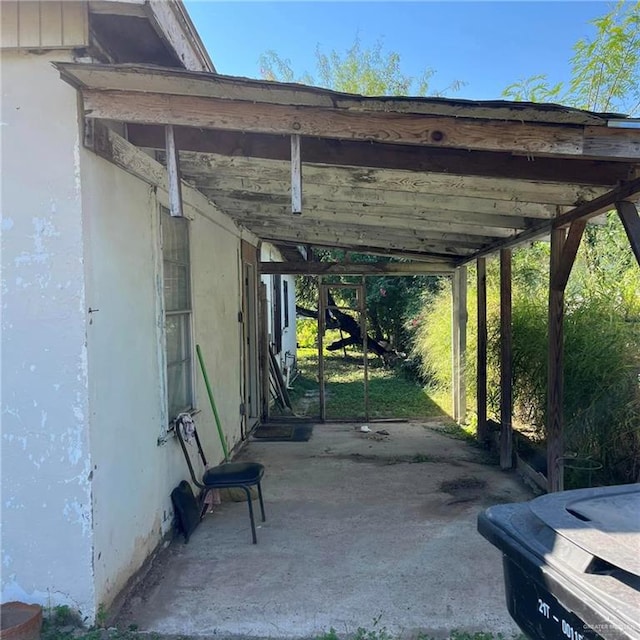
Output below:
[127,124,635,186]
[255,227,476,257]
[259,261,454,275]
[195,181,559,218]
[476,258,488,444]
[547,228,567,492]
[242,219,486,254]
[208,195,536,231]
[174,151,608,206]
[500,248,513,470]
[616,200,640,266]
[80,88,640,160]
[461,178,640,264]
[551,219,586,291]
[222,209,515,239]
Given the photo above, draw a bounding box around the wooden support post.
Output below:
[552,220,587,291]
[259,283,270,421]
[548,228,567,492]
[476,257,488,443]
[616,200,640,267]
[291,134,302,214]
[451,267,467,423]
[500,249,513,469]
[361,277,370,422]
[165,124,183,217]
[318,278,326,422]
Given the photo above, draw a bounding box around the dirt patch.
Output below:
[439,476,487,494]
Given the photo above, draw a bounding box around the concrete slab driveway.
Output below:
[118,421,532,639]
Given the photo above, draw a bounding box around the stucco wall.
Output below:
[1,51,95,616]
[260,244,297,364]
[81,157,247,608]
[1,49,250,618]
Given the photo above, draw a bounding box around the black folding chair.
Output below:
[175,420,266,543]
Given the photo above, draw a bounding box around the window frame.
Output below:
[160,206,195,423]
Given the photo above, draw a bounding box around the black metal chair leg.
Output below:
[257,482,266,522]
[243,486,258,544]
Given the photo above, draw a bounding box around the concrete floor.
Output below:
[118,421,533,639]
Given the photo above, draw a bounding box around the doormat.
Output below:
[252,424,314,442]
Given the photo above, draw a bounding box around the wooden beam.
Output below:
[221,207,519,238]
[175,151,608,207]
[500,248,513,470]
[290,134,302,214]
[547,228,567,492]
[165,125,183,217]
[476,257,488,444]
[207,194,538,231]
[260,261,454,275]
[127,124,634,186]
[452,267,467,423]
[252,226,483,255]
[85,122,239,235]
[461,178,640,264]
[235,217,500,247]
[551,219,586,291]
[78,88,640,160]
[616,200,640,266]
[198,181,559,219]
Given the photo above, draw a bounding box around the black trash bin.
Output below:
[478,483,639,640]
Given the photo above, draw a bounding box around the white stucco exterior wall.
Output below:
[1,51,95,617]
[80,155,247,608]
[260,244,297,364]
[2,49,250,619]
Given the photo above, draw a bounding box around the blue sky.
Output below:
[184,1,610,100]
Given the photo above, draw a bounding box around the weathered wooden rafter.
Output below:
[196,183,559,218]
[77,88,640,161]
[127,124,636,186]
[462,178,640,264]
[217,208,516,239]
[259,261,454,275]
[175,152,608,206]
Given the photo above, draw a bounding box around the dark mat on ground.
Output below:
[252,424,314,442]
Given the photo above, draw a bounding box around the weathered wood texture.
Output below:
[259,261,454,275]
[56,62,629,126]
[500,249,513,470]
[75,85,640,159]
[616,200,640,267]
[127,124,634,187]
[551,219,586,291]
[463,178,640,264]
[176,152,607,206]
[86,122,238,235]
[2,1,88,49]
[452,267,468,423]
[547,228,568,492]
[290,134,302,214]
[165,125,184,217]
[476,258,488,444]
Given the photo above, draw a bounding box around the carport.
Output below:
[56,62,640,494]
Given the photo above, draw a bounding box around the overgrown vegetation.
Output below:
[410,215,640,488]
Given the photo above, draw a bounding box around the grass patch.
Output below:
[288,347,445,420]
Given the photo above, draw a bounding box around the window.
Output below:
[162,208,193,421]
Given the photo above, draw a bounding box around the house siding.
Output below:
[2,49,250,620]
[1,50,95,617]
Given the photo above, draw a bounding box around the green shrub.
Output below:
[410,215,640,488]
